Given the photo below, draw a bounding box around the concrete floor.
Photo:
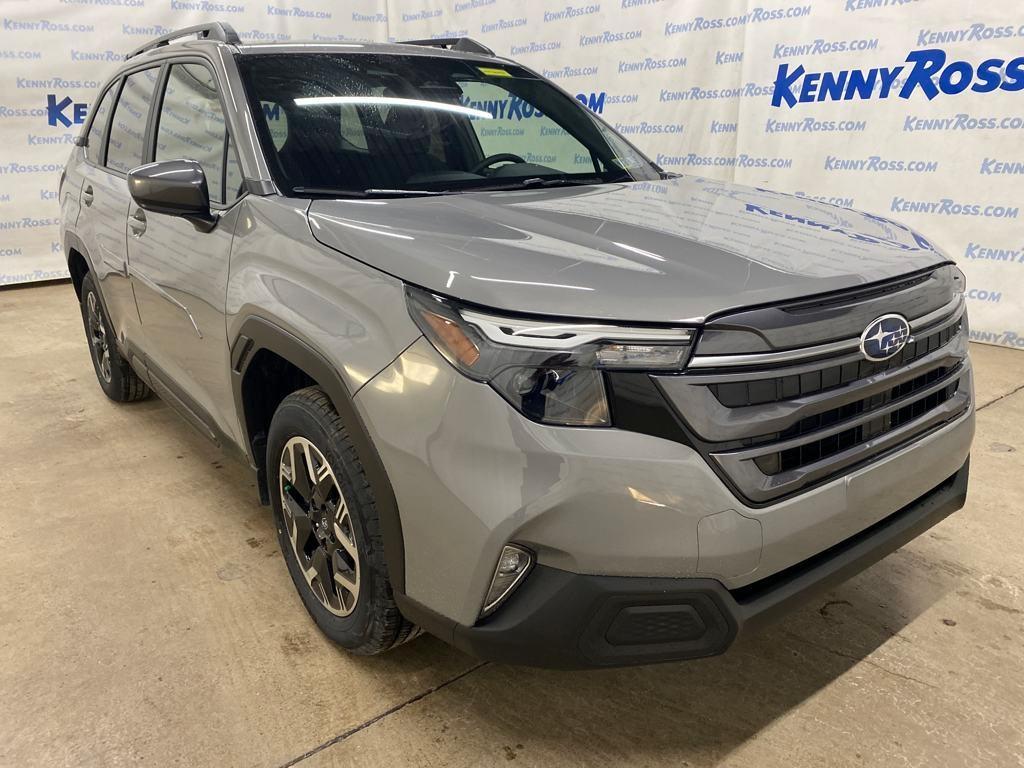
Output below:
[2,282,1023,768]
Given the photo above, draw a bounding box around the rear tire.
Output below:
[268,386,416,655]
[79,272,150,403]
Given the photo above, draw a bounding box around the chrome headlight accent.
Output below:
[459,307,693,350]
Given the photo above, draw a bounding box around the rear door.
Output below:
[76,68,160,347]
[127,59,244,446]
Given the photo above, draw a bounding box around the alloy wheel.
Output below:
[86,292,112,383]
[279,436,360,616]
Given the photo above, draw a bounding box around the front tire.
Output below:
[79,272,150,402]
[268,387,416,655]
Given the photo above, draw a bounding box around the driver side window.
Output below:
[457,80,593,174]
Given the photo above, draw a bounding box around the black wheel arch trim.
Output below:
[64,229,89,265]
[64,231,96,292]
[230,314,407,594]
[63,233,120,349]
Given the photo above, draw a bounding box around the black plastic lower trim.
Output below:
[400,457,969,669]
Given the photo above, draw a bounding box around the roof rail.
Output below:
[400,37,495,57]
[125,22,241,60]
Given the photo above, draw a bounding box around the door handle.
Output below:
[82,185,93,206]
[129,208,147,237]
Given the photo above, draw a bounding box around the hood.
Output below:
[306,175,950,323]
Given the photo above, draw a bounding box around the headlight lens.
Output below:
[406,286,694,426]
[491,365,609,426]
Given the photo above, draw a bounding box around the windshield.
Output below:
[236,52,663,196]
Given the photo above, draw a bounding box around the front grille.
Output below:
[708,320,961,408]
[755,371,961,475]
[652,297,972,505]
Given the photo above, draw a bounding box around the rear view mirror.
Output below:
[128,159,216,231]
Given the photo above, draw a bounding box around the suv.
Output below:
[61,24,974,668]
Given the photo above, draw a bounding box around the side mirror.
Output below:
[128,159,216,232]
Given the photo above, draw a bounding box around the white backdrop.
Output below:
[2,1,1021,349]
[0,0,389,282]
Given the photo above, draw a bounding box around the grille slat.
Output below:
[708,321,961,408]
[754,374,961,475]
[654,303,972,505]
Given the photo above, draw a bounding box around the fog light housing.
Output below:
[480,544,533,618]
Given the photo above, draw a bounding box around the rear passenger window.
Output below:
[156,63,237,205]
[106,68,159,174]
[85,83,117,163]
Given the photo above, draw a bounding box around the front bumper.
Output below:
[356,338,973,628]
[399,458,968,668]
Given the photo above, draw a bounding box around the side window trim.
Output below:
[153,56,245,210]
[82,78,121,168]
[143,62,171,168]
[221,133,231,205]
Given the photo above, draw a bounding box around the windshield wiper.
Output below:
[364,188,448,197]
[467,174,631,192]
[526,176,604,187]
[292,186,449,198]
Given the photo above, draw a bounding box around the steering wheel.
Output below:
[471,153,527,175]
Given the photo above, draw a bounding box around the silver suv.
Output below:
[61,24,974,667]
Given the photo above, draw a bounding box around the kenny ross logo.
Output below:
[772,48,1024,107]
[46,95,87,127]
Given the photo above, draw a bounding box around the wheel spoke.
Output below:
[308,547,340,610]
[333,564,358,608]
[283,493,314,550]
[281,443,295,484]
[333,507,358,560]
[310,577,329,607]
[290,442,313,501]
[311,462,334,507]
[333,567,357,595]
[302,442,321,496]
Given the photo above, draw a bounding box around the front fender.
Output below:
[225,195,422,594]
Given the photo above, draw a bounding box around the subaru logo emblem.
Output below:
[860,314,912,362]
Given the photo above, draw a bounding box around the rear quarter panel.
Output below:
[60,148,86,256]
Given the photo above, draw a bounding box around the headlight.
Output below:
[406,286,694,426]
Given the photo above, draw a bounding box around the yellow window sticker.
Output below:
[478,66,512,78]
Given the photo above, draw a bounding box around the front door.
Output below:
[128,61,244,446]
